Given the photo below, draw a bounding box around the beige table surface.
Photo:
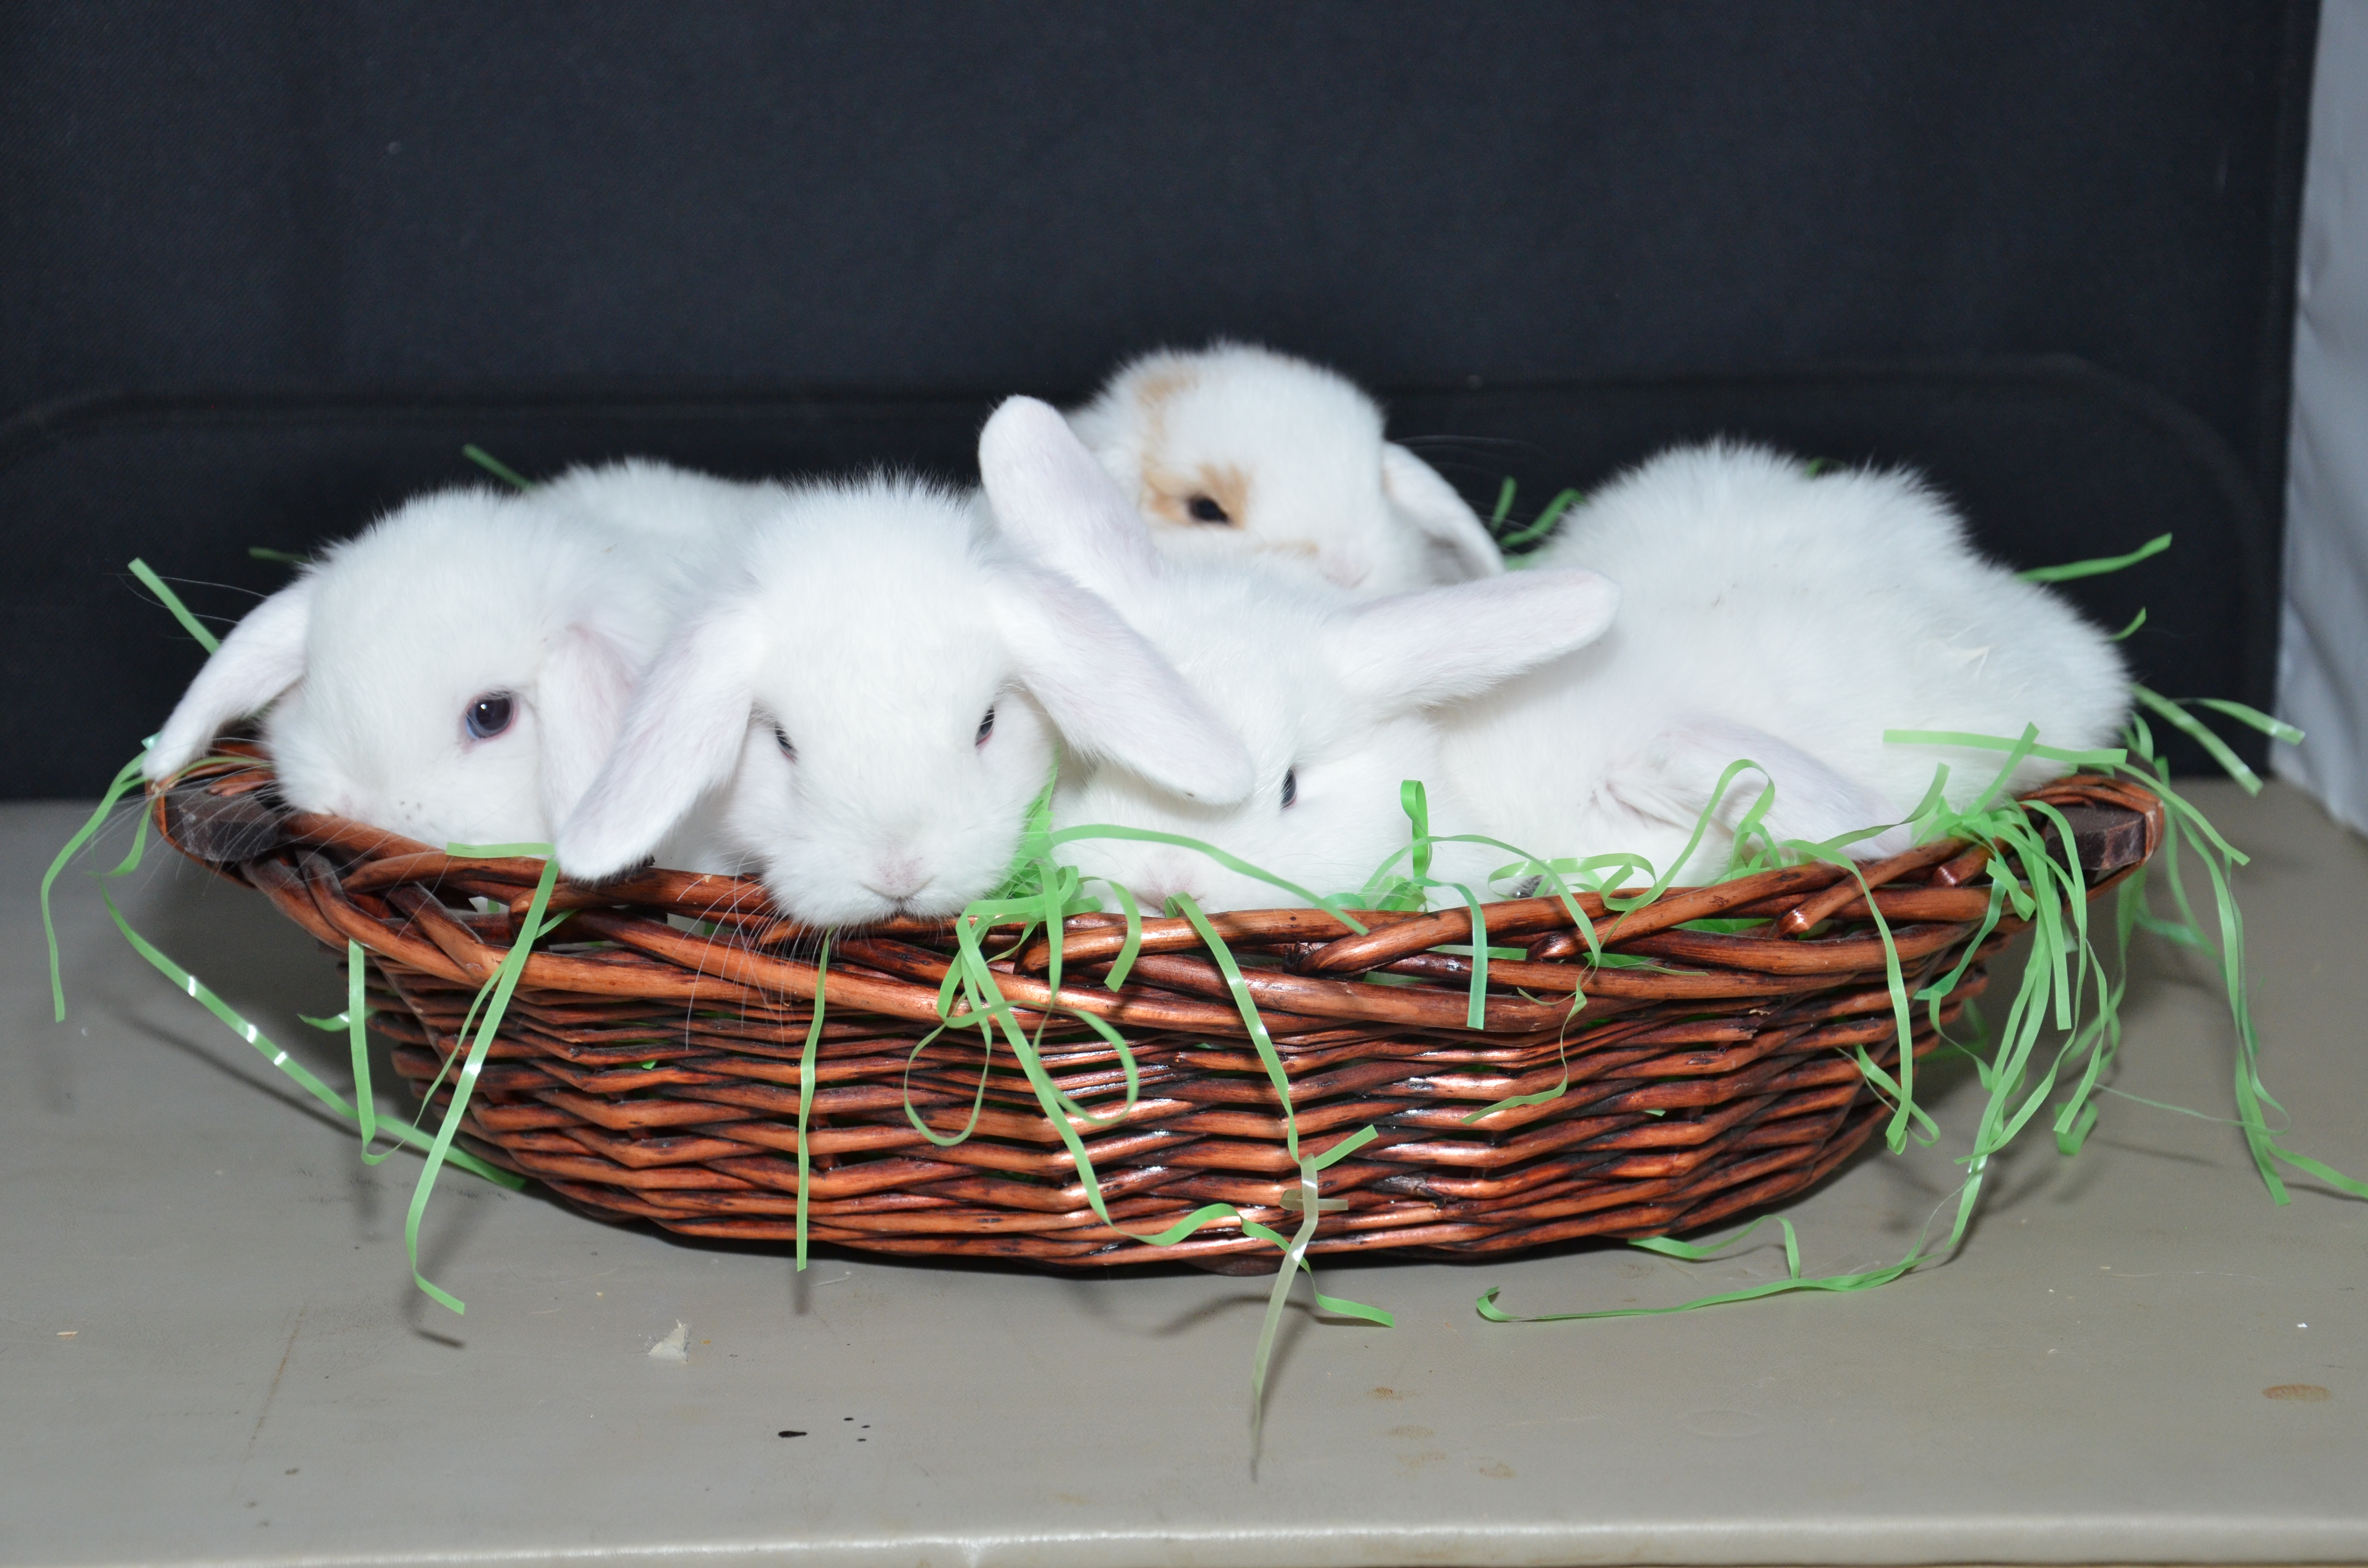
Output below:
[4,782,2364,1568]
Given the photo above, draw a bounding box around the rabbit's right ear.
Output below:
[145,578,316,782]
[1326,568,1622,716]
[555,604,764,880]
[533,623,645,836]
[978,396,1162,600]
[992,569,1256,805]
[1382,443,1506,581]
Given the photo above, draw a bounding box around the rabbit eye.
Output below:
[1186,494,1231,525]
[775,725,796,761]
[1281,767,1298,809]
[464,693,514,740]
[975,706,996,746]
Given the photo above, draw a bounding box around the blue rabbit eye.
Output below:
[1281,767,1298,808]
[775,725,796,760]
[1187,495,1230,524]
[464,693,514,740]
[975,707,995,746]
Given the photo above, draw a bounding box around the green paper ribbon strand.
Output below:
[395,842,561,1314]
[127,557,223,653]
[1246,1125,1393,1461]
[45,725,523,1201]
[42,752,153,1021]
[339,940,398,1166]
[94,883,518,1191]
[2126,685,2299,796]
[460,444,535,491]
[796,935,831,1271]
[1475,1216,1926,1322]
[2015,531,2171,583]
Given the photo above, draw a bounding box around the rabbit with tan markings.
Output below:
[1067,343,1505,595]
[981,396,1618,911]
[555,474,1256,926]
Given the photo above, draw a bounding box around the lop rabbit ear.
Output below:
[992,568,1255,805]
[533,623,645,835]
[556,605,764,880]
[978,396,1163,600]
[1326,568,1622,717]
[1382,443,1505,581]
[145,578,316,782]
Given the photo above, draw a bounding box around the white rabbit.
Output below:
[979,396,1620,912]
[533,456,789,542]
[1437,441,2132,885]
[554,473,1258,927]
[144,461,764,849]
[985,406,2129,910]
[1066,343,1506,595]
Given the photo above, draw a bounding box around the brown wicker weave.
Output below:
[155,752,2161,1270]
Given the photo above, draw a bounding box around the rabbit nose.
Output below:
[864,853,929,903]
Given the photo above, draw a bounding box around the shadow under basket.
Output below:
[156,759,2161,1270]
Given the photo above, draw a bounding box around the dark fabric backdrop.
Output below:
[0,1,2318,792]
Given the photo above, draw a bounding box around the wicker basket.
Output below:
[155,753,2160,1270]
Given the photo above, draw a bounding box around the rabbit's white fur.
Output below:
[143,461,765,849]
[533,456,790,541]
[1438,441,2132,883]
[1066,343,1505,595]
[982,397,1619,911]
[987,406,2129,908]
[556,473,1258,927]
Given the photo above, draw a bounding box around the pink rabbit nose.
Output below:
[864,853,929,903]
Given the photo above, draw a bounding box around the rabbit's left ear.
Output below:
[145,577,316,783]
[1382,443,1505,581]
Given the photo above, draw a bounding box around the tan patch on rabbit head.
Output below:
[1141,460,1252,531]
[1129,365,1197,419]
[1123,364,1197,457]
[1127,365,1203,466]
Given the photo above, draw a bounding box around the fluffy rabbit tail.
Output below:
[144,578,316,783]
